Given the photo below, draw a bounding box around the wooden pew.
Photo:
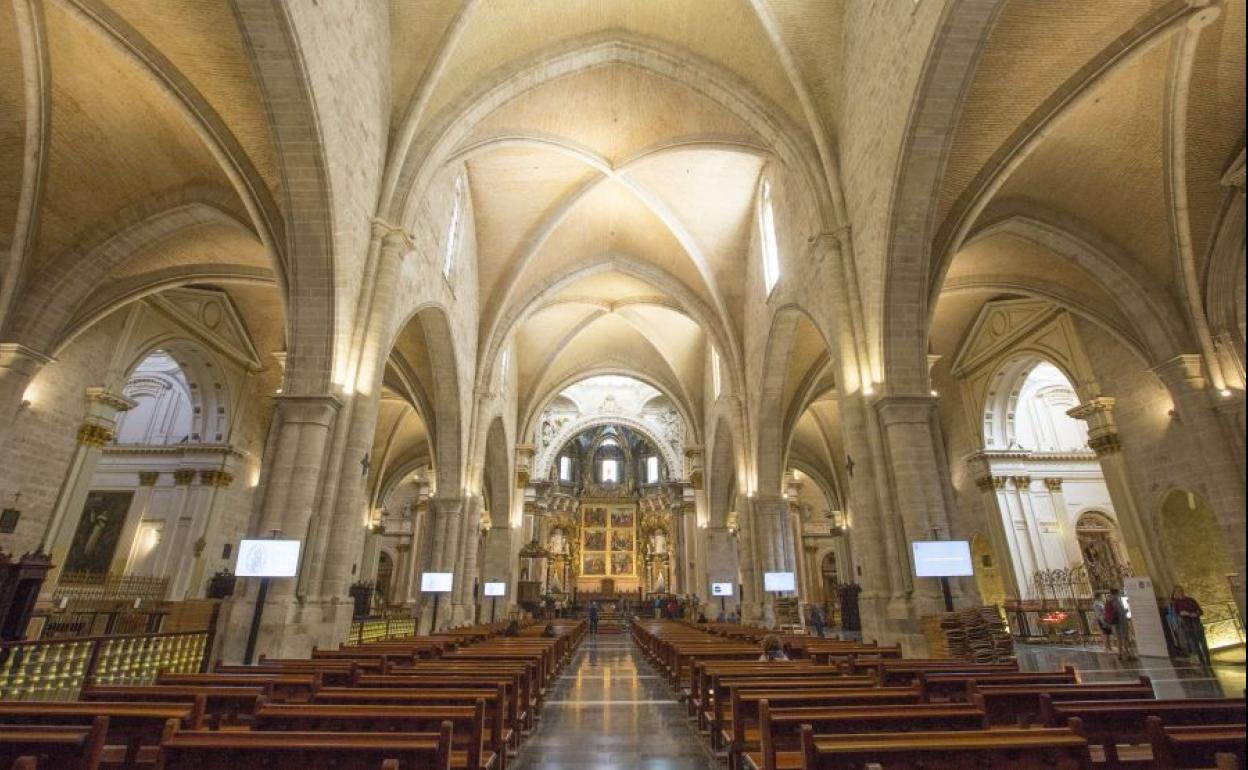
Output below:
[1146,717,1247,770]
[0,717,108,770]
[0,701,202,768]
[971,678,1155,727]
[81,686,266,730]
[254,700,492,770]
[156,672,320,703]
[1042,697,1245,767]
[358,672,529,731]
[155,721,454,770]
[312,686,514,759]
[213,660,359,687]
[723,687,924,770]
[701,674,875,734]
[798,723,1091,769]
[921,666,1078,702]
[8,756,36,770]
[849,658,1018,685]
[748,699,988,770]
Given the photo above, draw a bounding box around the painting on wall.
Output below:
[583,554,606,575]
[63,491,135,575]
[611,531,633,552]
[584,508,607,528]
[584,530,607,551]
[610,552,634,575]
[610,509,634,528]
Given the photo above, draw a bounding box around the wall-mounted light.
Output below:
[1219,389,1233,398]
[930,389,939,398]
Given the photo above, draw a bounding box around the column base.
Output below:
[215,594,353,663]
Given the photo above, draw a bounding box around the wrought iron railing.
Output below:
[0,630,209,701]
[346,616,416,646]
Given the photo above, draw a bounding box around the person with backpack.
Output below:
[1104,588,1136,661]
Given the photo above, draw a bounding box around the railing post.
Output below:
[81,638,104,694]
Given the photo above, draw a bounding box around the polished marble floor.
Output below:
[1016,642,1246,698]
[510,632,720,770]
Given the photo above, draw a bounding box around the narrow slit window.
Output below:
[559,456,572,482]
[646,456,660,484]
[443,176,465,280]
[711,348,722,399]
[759,181,781,294]
[601,459,619,483]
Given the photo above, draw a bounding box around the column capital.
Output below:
[76,423,114,448]
[173,468,197,486]
[272,393,342,425]
[138,471,160,486]
[1150,354,1207,388]
[1043,477,1064,491]
[975,474,1007,491]
[873,394,938,426]
[1066,396,1116,420]
[85,386,137,413]
[1088,432,1123,457]
[199,470,235,488]
[370,218,415,252]
[0,343,54,371]
[1011,475,1032,488]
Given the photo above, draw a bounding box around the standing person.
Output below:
[1171,586,1211,667]
[653,595,662,619]
[809,604,827,639]
[588,601,600,635]
[1093,593,1114,653]
[1105,588,1136,661]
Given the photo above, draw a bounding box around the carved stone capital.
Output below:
[1044,477,1064,492]
[1066,397,1116,420]
[1011,475,1032,488]
[0,343,53,373]
[1088,432,1122,457]
[371,218,415,252]
[975,475,1008,491]
[173,469,196,486]
[199,470,235,488]
[85,387,137,413]
[77,423,114,448]
[138,471,160,486]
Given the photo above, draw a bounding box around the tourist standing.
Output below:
[588,602,600,635]
[1170,586,1210,667]
[1104,588,1136,661]
[809,604,827,638]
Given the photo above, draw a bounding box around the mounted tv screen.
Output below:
[763,572,796,592]
[235,539,301,578]
[912,540,974,577]
[710,582,734,597]
[421,572,454,593]
[483,581,506,597]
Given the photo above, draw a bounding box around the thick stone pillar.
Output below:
[39,387,135,598]
[747,494,792,626]
[419,495,464,632]
[1044,478,1084,567]
[1067,397,1168,587]
[703,526,739,615]
[217,394,340,662]
[0,343,52,445]
[157,469,199,590]
[971,472,1022,599]
[451,495,483,625]
[872,395,975,652]
[1152,356,1247,615]
[115,471,160,574]
[1010,476,1050,573]
[480,526,514,621]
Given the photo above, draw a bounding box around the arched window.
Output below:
[559,456,573,482]
[115,350,194,445]
[711,347,722,399]
[759,180,781,294]
[443,176,465,280]
[645,456,660,484]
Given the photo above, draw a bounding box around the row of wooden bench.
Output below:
[632,618,1246,770]
[0,618,587,769]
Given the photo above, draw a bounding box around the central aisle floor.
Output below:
[511,631,721,770]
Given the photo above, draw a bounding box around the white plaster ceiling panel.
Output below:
[370,396,430,483]
[0,2,23,236]
[614,303,704,386]
[937,0,1166,229]
[37,4,234,261]
[553,271,665,303]
[1184,1,1245,269]
[391,314,436,406]
[100,0,281,199]
[461,64,764,164]
[424,0,803,134]
[994,42,1174,289]
[622,149,763,316]
[516,301,603,394]
[763,0,844,137]
[512,179,711,308]
[466,147,599,311]
[106,222,270,280]
[782,313,828,422]
[532,313,684,400]
[389,0,463,132]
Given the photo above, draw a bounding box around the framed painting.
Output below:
[63,491,134,574]
[583,554,606,575]
[583,507,607,528]
[610,552,634,575]
[583,530,607,551]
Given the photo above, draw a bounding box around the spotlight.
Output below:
[1219,389,1233,398]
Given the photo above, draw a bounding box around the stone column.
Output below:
[178,469,236,599]
[480,526,515,620]
[972,472,1022,599]
[748,494,791,625]
[359,526,383,583]
[1010,476,1049,572]
[0,343,52,445]
[1067,397,1168,586]
[391,540,414,607]
[1044,478,1084,567]
[39,388,136,598]
[704,525,739,615]
[786,500,808,605]
[451,495,483,625]
[154,469,197,581]
[872,395,977,651]
[419,495,464,632]
[1152,355,1247,615]
[115,471,160,574]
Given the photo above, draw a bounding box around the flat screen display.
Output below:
[763,572,796,592]
[710,582,734,597]
[235,539,301,577]
[421,572,454,593]
[483,581,506,597]
[912,540,974,577]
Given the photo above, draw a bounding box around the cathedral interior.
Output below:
[0,1,1245,765]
